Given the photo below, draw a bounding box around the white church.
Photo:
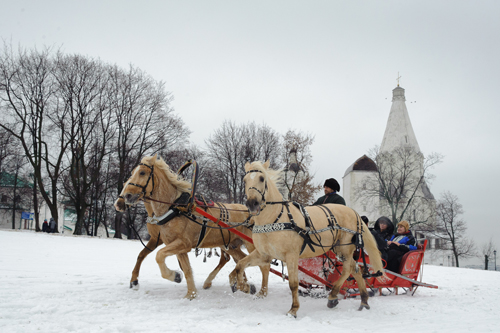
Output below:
[342,84,448,264]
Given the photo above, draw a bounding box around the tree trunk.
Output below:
[33,176,41,232]
[114,212,123,238]
[11,168,19,229]
[485,255,489,270]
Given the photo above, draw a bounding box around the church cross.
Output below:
[397,72,402,86]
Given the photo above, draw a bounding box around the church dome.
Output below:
[343,155,377,177]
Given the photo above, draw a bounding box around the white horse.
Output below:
[115,155,270,299]
[229,160,385,317]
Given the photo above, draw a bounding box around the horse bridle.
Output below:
[127,163,155,197]
[245,169,269,215]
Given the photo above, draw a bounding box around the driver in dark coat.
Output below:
[312,178,346,206]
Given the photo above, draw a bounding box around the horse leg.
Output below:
[155,239,190,284]
[244,243,270,298]
[130,236,163,289]
[224,247,253,285]
[327,255,355,309]
[255,263,270,298]
[227,247,270,298]
[229,250,269,295]
[203,249,230,290]
[284,253,300,318]
[350,262,370,311]
[176,252,197,300]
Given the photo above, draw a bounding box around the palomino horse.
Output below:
[116,155,270,299]
[115,196,239,293]
[229,161,385,317]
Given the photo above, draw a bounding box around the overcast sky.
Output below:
[2,1,499,248]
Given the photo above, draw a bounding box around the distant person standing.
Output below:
[49,217,56,233]
[42,219,49,233]
[312,178,346,206]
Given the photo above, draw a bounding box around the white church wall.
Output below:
[343,170,379,221]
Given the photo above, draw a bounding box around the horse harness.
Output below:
[138,160,252,251]
[246,169,381,279]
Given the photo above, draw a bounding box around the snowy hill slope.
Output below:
[0,230,498,333]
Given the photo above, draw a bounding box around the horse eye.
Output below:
[140,171,146,176]
[259,176,264,182]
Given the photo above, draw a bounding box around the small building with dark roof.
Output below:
[342,155,379,218]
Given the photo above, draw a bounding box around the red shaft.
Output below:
[195,206,333,288]
[194,207,253,243]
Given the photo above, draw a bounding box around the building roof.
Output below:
[380,86,421,152]
[0,172,33,188]
[344,155,378,177]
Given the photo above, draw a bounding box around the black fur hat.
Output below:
[361,216,369,224]
[324,178,340,192]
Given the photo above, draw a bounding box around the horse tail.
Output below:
[360,222,386,280]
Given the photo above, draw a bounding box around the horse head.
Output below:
[120,154,158,206]
[244,160,272,215]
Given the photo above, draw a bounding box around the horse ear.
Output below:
[244,162,251,172]
[263,160,270,169]
[151,154,158,165]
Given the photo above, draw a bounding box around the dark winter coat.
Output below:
[370,217,395,251]
[42,221,49,232]
[49,218,56,232]
[312,192,346,206]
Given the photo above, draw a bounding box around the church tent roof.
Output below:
[380,86,421,152]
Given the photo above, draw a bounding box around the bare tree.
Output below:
[54,54,114,235]
[205,121,282,204]
[280,130,321,203]
[0,45,68,231]
[429,191,476,267]
[356,145,442,227]
[480,238,497,270]
[109,64,189,238]
[0,127,17,173]
[205,121,246,203]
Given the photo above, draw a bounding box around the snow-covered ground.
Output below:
[1,230,498,333]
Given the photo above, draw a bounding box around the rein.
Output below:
[125,207,160,252]
[142,195,250,213]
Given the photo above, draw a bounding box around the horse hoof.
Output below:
[130,280,139,289]
[358,303,370,311]
[250,284,256,295]
[368,290,375,297]
[327,299,339,308]
[231,283,238,293]
[174,271,183,283]
[184,291,197,300]
[203,282,212,290]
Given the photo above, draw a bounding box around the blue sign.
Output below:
[21,212,34,220]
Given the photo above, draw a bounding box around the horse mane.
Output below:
[141,156,192,193]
